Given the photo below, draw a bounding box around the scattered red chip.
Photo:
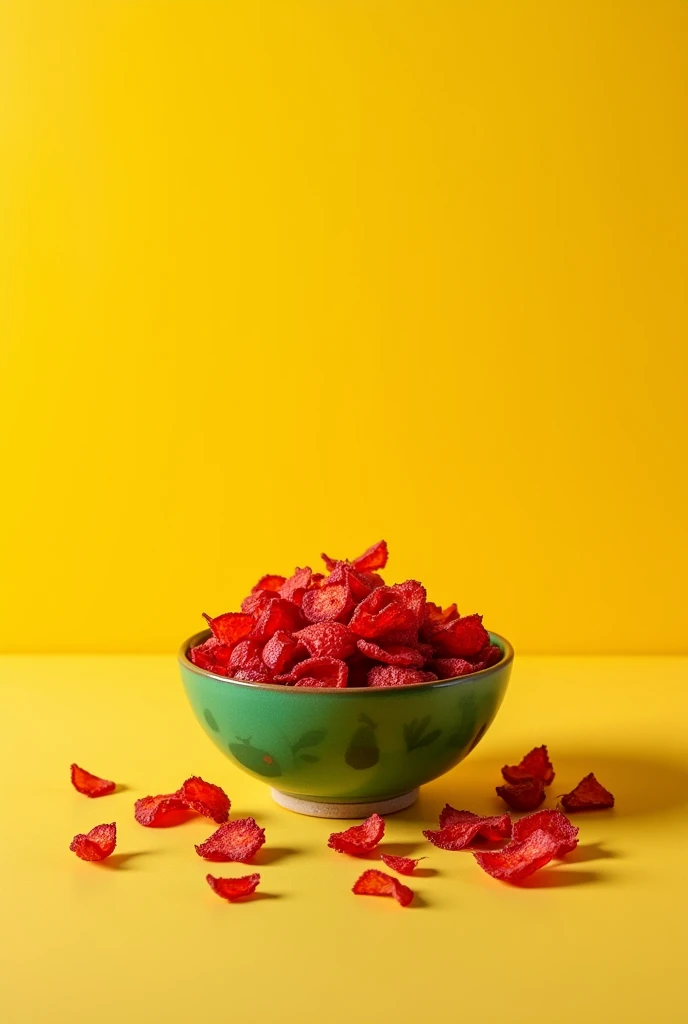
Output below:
[496,778,546,811]
[202,611,255,645]
[501,745,555,786]
[262,630,306,673]
[352,869,413,906]
[328,813,385,856]
[561,773,615,811]
[134,792,189,827]
[380,854,426,876]
[70,763,116,798]
[367,665,437,687]
[179,776,230,824]
[512,809,579,856]
[252,574,286,594]
[279,566,314,606]
[424,810,512,850]
[188,636,233,676]
[70,822,117,861]
[427,657,475,679]
[301,580,356,624]
[206,872,261,902]
[250,598,304,641]
[430,613,490,657]
[195,817,266,861]
[473,828,560,884]
[295,622,357,660]
[277,656,349,688]
[356,639,426,667]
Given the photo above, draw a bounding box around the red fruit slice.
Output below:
[424,810,512,850]
[277,656,348,688]
[367,665,437,687]
[356,639,426,668]
[561,773,615,811]
[202,612,255,645]
[195,818,266,862]
[251,575,286,594]
[70,764,116,798]
[240,590,279,617]
[473,828,560,884]
[279,567,314,606]
[430,613,490,657]
[250,598,304,641]
[228,639,272,683]
[295,622,357,660]
[380,854,426,876]
[301,580,355,624]
[328,813,385,856]
[134,792,189,827]
[352,869,413,906]
[321,540,389,574]
[70,822,117,861]
[496,778,546,811]
[501,745,555,786]
[188,636,233,676]
[179,776,231,824]
[427,658,475,679]
[512,809,579,856]
[261,630,305,674]
[206,872,261,902]
[469,644,503,670]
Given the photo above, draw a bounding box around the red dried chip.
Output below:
[134,792,189,827]
[380,854,426,876]
[512,809,579,856]
[206,872,261,902]
[561,773,615,811]
[321,540,388,575]
[349,581,426,639]
[240,590,279,617]
[195,817,266,862]
[427,658,475,679]
[262,630,305,674]
[279,566,314,606]
[470,643,503,670]
[301,580,356,624]
[423,602,460,630]
[327,562,377,602]
[70,763,116,798]
[277,655,348,688]
[188,636,233,676]
[356,639,426,668]
[229,639,266,675]
[496,778,546,811]
[328,813,385,855]
[352,869,413,906]
[473,828,560,883]
[346,652,379,688]
[424,810,512,850]
[250,598,304,641]
[70,822,117,861]
[252,574,286,594]
[430,613,490,657]
[202,611,255,646]
[295,622,357,660]
[367,665,437,687]
[179,776,230,824]
[502,745,555,785]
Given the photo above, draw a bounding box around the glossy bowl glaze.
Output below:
[179,629,513,817]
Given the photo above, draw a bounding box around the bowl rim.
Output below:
[178,628,514,694]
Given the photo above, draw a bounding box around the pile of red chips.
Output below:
[69,746,615,903]
[188,541,503,687]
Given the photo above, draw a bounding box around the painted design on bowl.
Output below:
[345,713,379,770]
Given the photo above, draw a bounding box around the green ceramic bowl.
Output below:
[179,630,513,817]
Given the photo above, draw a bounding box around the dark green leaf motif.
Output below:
[404,716,442,752]
[291,728,327,765]
[228,736,282,777]
[345,713,379,770]
[203,708,219,732]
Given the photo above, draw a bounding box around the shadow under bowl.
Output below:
[178,629,513,818]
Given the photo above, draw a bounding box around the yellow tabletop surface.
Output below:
[2,655,687,1024]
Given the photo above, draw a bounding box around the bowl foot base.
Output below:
[270,787,419,819]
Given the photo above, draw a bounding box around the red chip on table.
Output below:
[206,872,261,902]
[501,745,555,786]
[496,778,546,811]
[473,828,560,884]
[178,776,230,824]
[70,763,116,798]
[561,773,615,811]
[70,822,117,862]
[328,813,385,855]
[380,854,426,876]
[424,809,512,850]
[195,817,266,862]
[352,869,413,906]
[512,809,579,856]
[134,792,189,827]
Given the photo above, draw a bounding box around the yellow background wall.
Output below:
[1,1,686,654]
